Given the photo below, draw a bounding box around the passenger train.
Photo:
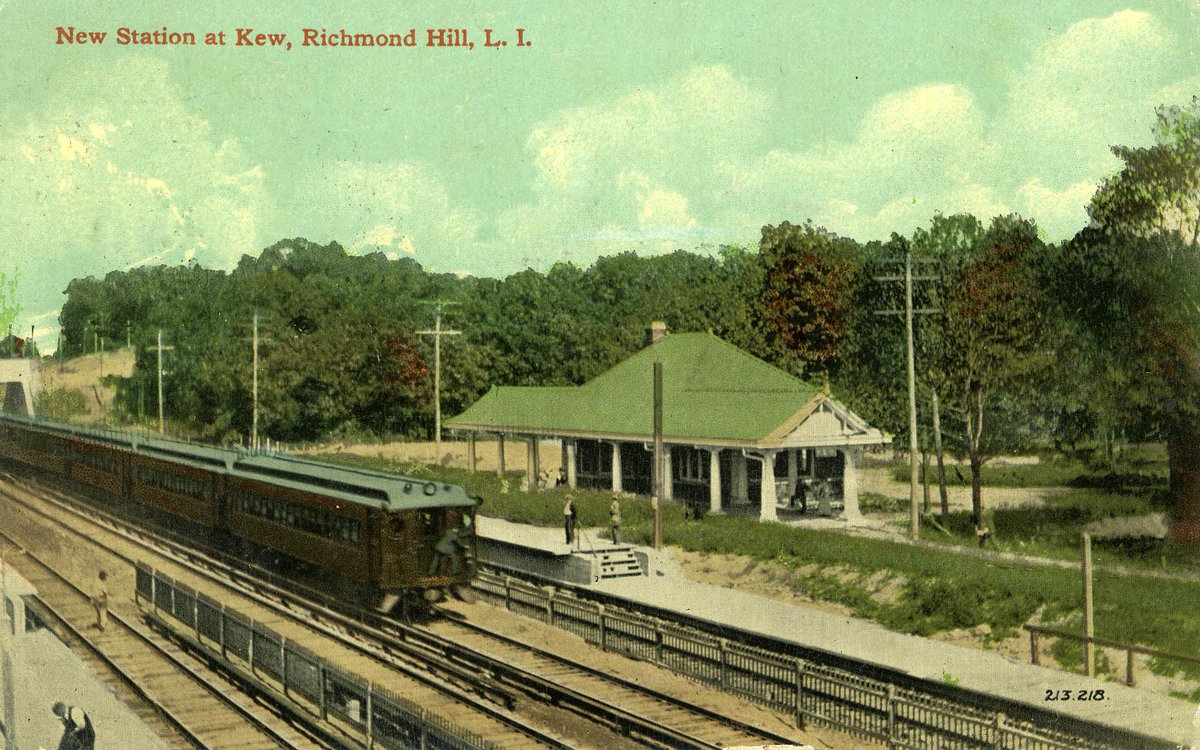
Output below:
[0,414,478,614]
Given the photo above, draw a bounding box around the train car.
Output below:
[228,454,477,607]
[0,414,478,612]
[129,440,229,527]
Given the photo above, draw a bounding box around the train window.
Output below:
[233,490,361,545]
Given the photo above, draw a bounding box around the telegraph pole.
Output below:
[652,361,664,551]
[875,247,939,541]
[252,310,259,448]
[417,303,461,463]
[156,329,174,433]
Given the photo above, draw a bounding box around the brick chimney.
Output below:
[647,321,668,345]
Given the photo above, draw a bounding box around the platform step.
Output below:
[596,549,644,579]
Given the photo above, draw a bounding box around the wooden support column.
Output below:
[468,432,477,472]
[662,446,673,501]
[758,450,778,522]
[566,440,578,489]
[498,434,506,475]
[842,447,862,522]
[708,448,722,514]
[610,442,623,493]
[732,452,748,504]
[787,449,799,499]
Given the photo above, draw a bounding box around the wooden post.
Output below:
[252,310,259,449]
[794,658,806,729]
[1030,628,1040,665]
[1082,532,1095,677]
[157,328,165,433]
[886,683,897,746]
[653,361,663,550]
[365,682,375,748]
[498,434,506,475]
[468,432,476,473]
[905,247,920,541]
[719,639,729,690]
[1126,648,1136,687]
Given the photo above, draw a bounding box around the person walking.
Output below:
[93,571,108,632]
[52,701,95,750]
[609,497,621,544]
[563,495,576,545]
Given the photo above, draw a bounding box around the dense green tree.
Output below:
[936,216,1055,537]
[1057,99,1200,544]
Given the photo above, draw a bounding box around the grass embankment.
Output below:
[318,451,1200,695]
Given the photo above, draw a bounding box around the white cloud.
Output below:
[1018,178,1098,236]
[291,161,478,262]
[0,56,268,329]
[999,10,1181,184]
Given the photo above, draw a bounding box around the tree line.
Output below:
[56,100,1200,541]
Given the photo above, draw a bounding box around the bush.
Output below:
[34,388,89,420]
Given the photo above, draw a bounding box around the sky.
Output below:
[0,1,1197,351]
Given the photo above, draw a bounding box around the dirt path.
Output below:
[859,465,1068,511]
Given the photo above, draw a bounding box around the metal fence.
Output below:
[135,564,496,750]
[474,571,1147,750]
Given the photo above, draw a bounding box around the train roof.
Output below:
[1,415,475,511]
[232,453,475,510]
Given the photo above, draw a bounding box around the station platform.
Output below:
[0,568,167,750]
[475,516,645,584]
[473,516,1200,748]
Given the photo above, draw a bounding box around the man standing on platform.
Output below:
[563,495,576,545]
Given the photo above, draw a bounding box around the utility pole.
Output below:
[252,310,259,449]
[156,329,174,434]
[417,303,461,463]
[652,361,664,551]
[875,247,939,541]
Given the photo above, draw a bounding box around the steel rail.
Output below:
[422,614,804,747]
[0,472,567,749]
[0,529,315,750]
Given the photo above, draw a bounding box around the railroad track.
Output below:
[0,469,825,749]
[0,473,560,749]
[0,531,324,750]
[412,614,807,749]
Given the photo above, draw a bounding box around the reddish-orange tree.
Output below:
[760,221,863,384]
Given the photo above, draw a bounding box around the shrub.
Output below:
[34,388,89,420]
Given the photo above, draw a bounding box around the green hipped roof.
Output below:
[447,332,833,444]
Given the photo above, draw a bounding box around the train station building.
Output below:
[447,327,890,523]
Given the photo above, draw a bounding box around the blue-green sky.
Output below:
[1,1,1197,349]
